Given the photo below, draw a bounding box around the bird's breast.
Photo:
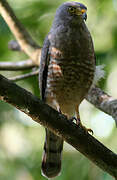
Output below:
[46,55,95,106]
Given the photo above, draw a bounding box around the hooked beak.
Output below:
[75,8,87,21]
[82,12,87,21]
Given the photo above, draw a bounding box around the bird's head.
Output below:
[67,2,87,21]
[54,1,87,24]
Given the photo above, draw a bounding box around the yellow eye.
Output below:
[68,7,76,14]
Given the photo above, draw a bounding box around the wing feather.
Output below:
[39,35,50,100]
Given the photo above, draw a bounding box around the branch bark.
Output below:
[0,0,117,178]
[2,0,116,128]
[0,59,37,70]
[0,74,117,178]
[0,0,41,65]
[0,0,117,127]
[1,58,117,126]
[87,87,117,126]
[8,40,21,51]
[9,70,38,81]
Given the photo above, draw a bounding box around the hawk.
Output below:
[39,1,95,178]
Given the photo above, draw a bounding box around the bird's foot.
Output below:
[69,116,93,135]
[80,123,93,135]
[69,116,80,125]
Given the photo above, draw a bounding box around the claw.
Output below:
[79,123,93,135]
[86,128,93,135]
[69,116,80,125]
[69,116,93,135]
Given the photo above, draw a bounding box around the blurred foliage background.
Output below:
[0,0,117,179]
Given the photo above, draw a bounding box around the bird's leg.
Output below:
[58,107,62,114]
[75,105,93,135]
[75,105,81,125]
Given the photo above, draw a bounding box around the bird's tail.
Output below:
[41,128,63,178]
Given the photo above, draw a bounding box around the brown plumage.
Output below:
[39,2,95,178]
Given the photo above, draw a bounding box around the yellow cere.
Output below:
[81,9,86,14]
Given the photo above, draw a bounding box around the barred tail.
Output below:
[41,128,63,178]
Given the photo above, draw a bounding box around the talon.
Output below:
[69,116,77,122]
[86,128,93,135]
[79,123,93,135]
[69,117,80,125]
[74,106,93,135]
[69,115,93,135]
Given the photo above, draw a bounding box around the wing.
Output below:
[39,35,50,100]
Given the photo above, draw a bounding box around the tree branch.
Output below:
[0,0,41,65]
[1,57,117,126]
[0,0,117,179]
[0,0,117,126]
[0,74,117,179]
[8,40,21,51]
[87,86,117,126]
[2,0,116,128]
[0,59,37,70]
[9,70,38,81]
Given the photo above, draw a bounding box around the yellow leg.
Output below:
[75,105,93,135]
[75,105,81,125]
